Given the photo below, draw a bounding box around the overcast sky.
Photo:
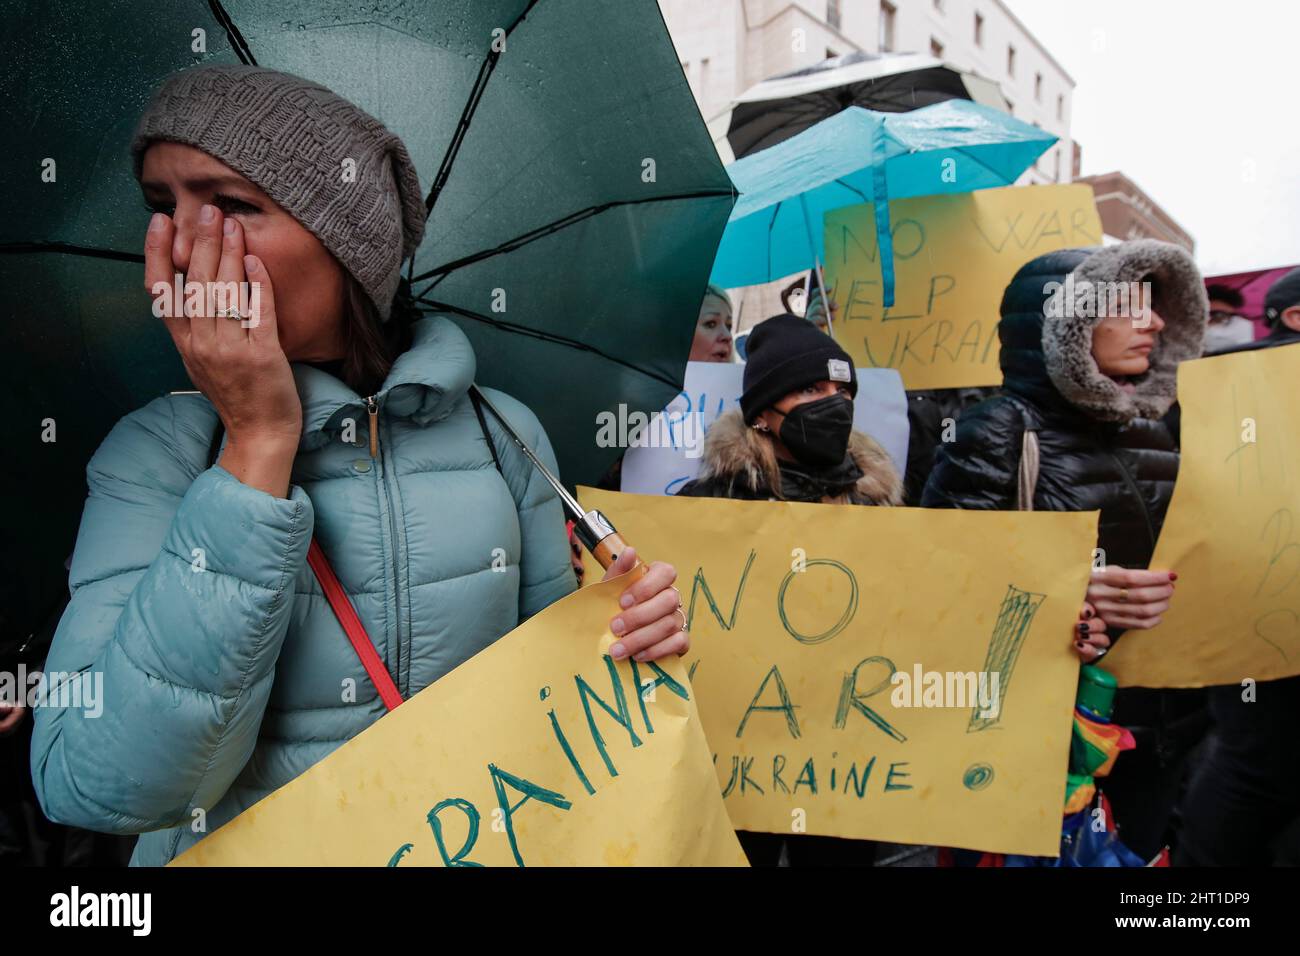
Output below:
[1003,0,1300,276]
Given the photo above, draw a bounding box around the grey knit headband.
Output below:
[131,65,427,322]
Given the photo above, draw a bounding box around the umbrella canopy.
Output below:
[710,100,1055,306]
[725,51,1009,160]
[0,0,733,639]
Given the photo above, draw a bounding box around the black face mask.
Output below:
[777,394,854,469]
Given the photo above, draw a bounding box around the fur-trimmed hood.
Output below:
[998,240,1207,423]
[692,409,903,505]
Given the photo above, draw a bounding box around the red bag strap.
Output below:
[306,537,403,712]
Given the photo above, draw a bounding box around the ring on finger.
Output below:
[215,306,244,321]
[673,608,688,632]
[1118,588,1128,603]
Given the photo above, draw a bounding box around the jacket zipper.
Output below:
[1107,447,1158,554]
[365,394,404,698]
[365,396,379,458]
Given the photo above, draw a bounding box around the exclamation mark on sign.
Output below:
[967,584,1046,732]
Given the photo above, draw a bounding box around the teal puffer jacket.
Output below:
[30,315,576,865]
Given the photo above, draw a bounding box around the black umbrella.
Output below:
[725,50,1009,159]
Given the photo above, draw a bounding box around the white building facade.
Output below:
[660,0,1075,185]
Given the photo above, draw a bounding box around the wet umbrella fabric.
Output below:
[0,0,734,639]
[709,100,1055,307]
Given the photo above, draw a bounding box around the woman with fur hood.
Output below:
[922,239,1209,863]
[678,313,902,866]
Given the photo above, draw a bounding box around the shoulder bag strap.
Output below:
[1002,396,1041,512]
[1016,429,1041,512]
[468,384,504,475]
[307,538,404,712]
[206,417,403,711]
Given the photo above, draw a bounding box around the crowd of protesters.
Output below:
[673,251,1300,868]
[4,60,1299,870]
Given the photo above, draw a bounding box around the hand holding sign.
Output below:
[602,547,688,663]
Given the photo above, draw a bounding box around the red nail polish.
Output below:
[1169,572,1178,581]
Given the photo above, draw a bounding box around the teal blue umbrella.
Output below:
[710,100,1056,307]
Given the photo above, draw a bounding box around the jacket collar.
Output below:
[291,315,476,452]
[697,410,903,505]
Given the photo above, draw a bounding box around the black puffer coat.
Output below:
[922,240,1209,861]
[922,242,1207,572]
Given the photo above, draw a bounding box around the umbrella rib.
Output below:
[833,178,870,202]
[743,97,836,155]
[0,241,144,264]
[424,55,495,215]
[410,295,683,391]
[423,0,543,215]
[765,202,781,281]
[408,187,735,285]
[208,0,258,65]
[951,145,1027,187]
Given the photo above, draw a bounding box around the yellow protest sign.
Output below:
[171,576,747,867]
[580,488,1098,856]
[1104,345,1300,687]
[823,183,1103,390]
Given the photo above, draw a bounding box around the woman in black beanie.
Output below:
[677,313,902,866]
[677,314,902,506]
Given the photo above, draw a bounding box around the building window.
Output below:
[1035,73,1043,101]
[879,2,897,52]
[1057,94,1065,120]
[827,0,841,32]
[934,0,945,11]
[1055,149,1062,182]
[1007,45,1016,77]
[974,11,984,46]
[931,37,944,58]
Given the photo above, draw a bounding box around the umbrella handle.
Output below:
[574,510,649,577]
[591,531,649,577]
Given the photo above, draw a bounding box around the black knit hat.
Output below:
[1264,267,1300,326]
[740,313,857,423]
